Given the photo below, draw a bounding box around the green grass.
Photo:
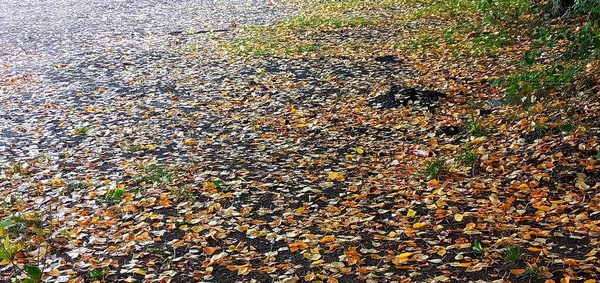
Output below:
[73,125,92,135]
[283,15,375,29]
[458,147,478,167]
[286,43,323,54]
[89,268,107,281]
[407,0,478,20]
[463,115,488,137]
[503,245,522,263]
[104,187,125,205]
[492,64,580,106]
[139,165,174,184]
[470,30,512,55]
[425,158,447,180]
[517,267,541,279]
[65,182,88,193]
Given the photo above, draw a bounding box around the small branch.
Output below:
[168,29,230,36]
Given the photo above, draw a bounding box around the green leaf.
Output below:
[0,218,12,228]
[59,230,73,240]
[472,239,483,253]
[112,189,124,199]
[0,249,10,261]
[558,124,572,132]
[0,236,21,261]
[23,264,42,281]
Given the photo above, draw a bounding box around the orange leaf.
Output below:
[510,269,526,275]
[203,247,220,255]
[413,222,426,229]
[289,240,307,253]
[527,247,543,252]
[320,235,336,244]
[304,273,315,281]
[345,246,360,265]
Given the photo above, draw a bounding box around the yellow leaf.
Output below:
[320,235,335,244]
[397,252,412,259]
[327,172,344,181]
[533,102,544,113]
[304,273,316,281]
[575,173,590,190]
[355,147,364,154]
[304,252,321,261]
[203,182,216,190]
[413,222,426,229]
[146,144,156,150]
[133,269,146,275]
[406,209,417,218]
[454,213,464,222]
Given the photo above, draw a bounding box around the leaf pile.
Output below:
[1,0,600,282]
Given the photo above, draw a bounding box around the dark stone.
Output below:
[371,86,401,110]
[370,84,446,113]
[374,55,397,63]
[487,99,503,107]
[437,126,463,136]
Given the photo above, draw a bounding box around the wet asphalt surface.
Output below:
[0,0,289,171]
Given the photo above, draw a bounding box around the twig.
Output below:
[168,29,230,36]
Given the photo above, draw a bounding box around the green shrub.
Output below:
[425,159,447,180]
[503,245,522,263]
[492,64,580,105]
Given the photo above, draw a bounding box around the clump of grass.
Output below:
[139,165,174,184]
[73,125,93,135]
[287,43,322,54]
[503,245,522,263]
[517,267,541,279]
[65,182,88,193]
[104,186,125,205]
[425,158,447,180]
[89,268,108,281]
[492,64,580,106]
[470,30,512,56]
[407,0,477,20]
[458,147,479,175]
[222,12,375,57]
[458,147,478,167]
[463,115,488,136]
[10,163,22,174]
[284,15,374,29]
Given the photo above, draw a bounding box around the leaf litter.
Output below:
[1,0,600,282]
